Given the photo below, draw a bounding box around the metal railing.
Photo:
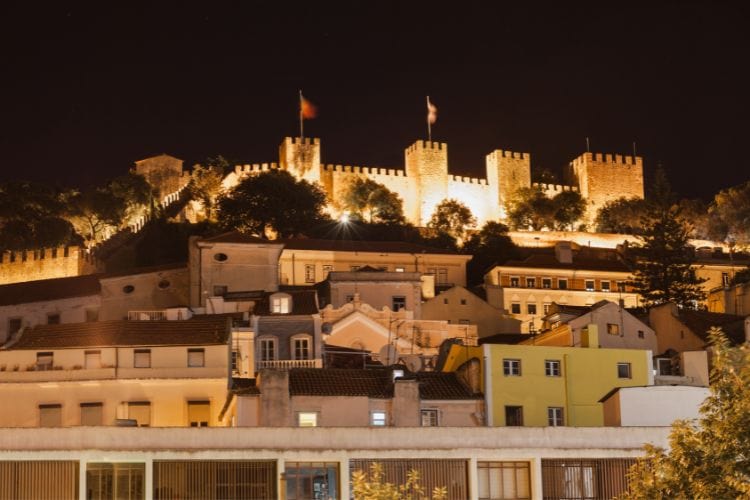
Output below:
[127,311,168,321]
[255,359,322,370]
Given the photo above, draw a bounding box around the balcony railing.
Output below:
[256,359,322,370]
[128,311,167,321]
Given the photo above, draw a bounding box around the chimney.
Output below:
[555,242,573,264]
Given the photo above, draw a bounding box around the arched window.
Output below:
[291,334,312,360]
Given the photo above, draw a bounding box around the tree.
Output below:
[626,205,707,309]
[427,198,476,244]
[217,169,329,238]
[623,328,750,499]
[595,197,650,234]
[351,462,447,500]
[551,190,586,230]
[187,165,224,221]
[67,188,127,246]
[343,178,406,224]
[463,221,520,286]
[710,180,750,247]
[506,187,555,231]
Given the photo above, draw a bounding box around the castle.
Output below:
[224,137,645,227]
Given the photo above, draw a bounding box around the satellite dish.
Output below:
[321,322,333,334]
[403,355,423,373]
[378,344,398,365]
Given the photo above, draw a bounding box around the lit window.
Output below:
[187,348,205,367]
[258,338,277,362]
[503,359,521,376]
[421,409,438,427]
[271,294,291,313]
[505,406,523,426]
[585,280,595,292]
[527,303,537,315]
[134,349,151,368]
[371,411,387,426]
[39,404,62,427]
[617,362,632,379]
[80,402,103,426]
[545,359,561,377]
[304,264,316,283]
[511,303,521,314]
[542,278,552,289]
[127,401,151,427]
[188,401,210,427]
[548,407,564,427]
[543,303,551,315]
[558,278,568,290]
[298,412,318,427]
[36,352,53,371]
[322,264,333,277]
[607,323,620,336]
[392,296,406,311]
[395,267,405,272]
[292,336,311,360]
[526,278,536,288]
[601,281,611,292]
[510,276,520,287]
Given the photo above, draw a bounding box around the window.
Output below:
[510,276,520,287]
[134,349,151,368]
[459,319,470,325]
[545,359,561,377]
[421,409,438,427]
[271,294,291,314]
[188,401,210,427]
[657,358,672,376]
[543,303,551,315]
[395,266,405,272]
[292,336,311,360]
[304,264,315,283]
[527,303,537,315]
[558,278,568,290]
[585,280,595,292]
[157,279,171,289]
[36,351,53,371]
[477,461,531,500]
[443,298,449,304]
[80,402,103,426]
[213,285,228,296]
[213,252,228,262]
[545,408,563,427]
[722,272,730,287]
[526,277,536,288]
[617,281,627,292]
[350,265,361,271]
[187,348,205,367]
[511,303,521,314]
[371,410,387,426]
[86,463,145,500]
[258,337,277,362]
[8,317,22,335]
[231,350,239,373]
[297,412,318,427]
[122,285,135,294]
[128,401,151,427]
[601,280,611,292]
[85,308,99,322]
[505,406,523,426]
[460,298,467,305]
[285,462,338,500]
[503,359,521,376]
[345,294,355,303]
[638,330,645,339]
[47,313,60,325]
[392,296,406,311]
[542,278,552,289]
[436,268,448,284]
[85,350,101,369]
[607,323,620,336]
[322,264,333,277]
[39,404,62,427]
[617,362,632,379]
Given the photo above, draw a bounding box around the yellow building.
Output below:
[442,336,652,427]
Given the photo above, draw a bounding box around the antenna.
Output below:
[632,141,637,158]
[585,137,590,153]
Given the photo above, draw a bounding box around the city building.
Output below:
[600,385,709,427]
[422,286,521,338]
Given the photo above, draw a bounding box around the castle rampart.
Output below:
[0,246,98,286]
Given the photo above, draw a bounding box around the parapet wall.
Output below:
[0,246,98,285]
[533,182,579,198]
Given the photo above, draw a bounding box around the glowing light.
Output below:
[339,213,350,224]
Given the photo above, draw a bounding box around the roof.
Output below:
[0,274,101,307]
[201,231,282,245]
[288,368,481,400]
[252,290,319,316]
[497,247,630,273]
[479,333,532,345]
[5,315,231,350]
[100,262,187,280]
[677,309,747,345]
[231,377,260,395]
[278,238,462,255]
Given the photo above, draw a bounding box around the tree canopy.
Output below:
[623,328,750,499]
[626,205,706,309]
[463,221,520,286]
[342,178,406,224]
[217,169,330,238]
[595,197,650,234]
[427,198,476,244]
[507,187,586,231]
[187,165,224,221]
[710,180,750,247]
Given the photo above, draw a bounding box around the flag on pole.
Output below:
[427,97,437,124]
[301,94,317,119]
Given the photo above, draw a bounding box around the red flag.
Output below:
[301,95,317,119]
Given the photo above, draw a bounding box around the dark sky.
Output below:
[1,2,748,200]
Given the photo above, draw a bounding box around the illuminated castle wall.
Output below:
[229,137,644,228]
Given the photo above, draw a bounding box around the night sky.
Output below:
[1,2,748,200]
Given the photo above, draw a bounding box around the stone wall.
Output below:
[0,247,97,286]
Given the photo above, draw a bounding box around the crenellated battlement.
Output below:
[0,246,100,285]
[406,140,447,153]
[284,136,320,146]
[235,163,279,175]
[486,150,529,161]
[532,182,578,193]
[449,175,487,185]
[323,164,405,177]
[571,152,642,168]
[0,246,80,265]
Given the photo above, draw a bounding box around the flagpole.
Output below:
[426,96,432,143]
[299,90,304,140]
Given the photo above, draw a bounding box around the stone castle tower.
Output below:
[229,136,643,231]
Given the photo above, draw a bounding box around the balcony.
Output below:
[256,359,322,370]
[128,311,168,321]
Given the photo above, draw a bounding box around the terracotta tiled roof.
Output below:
[678,309,747,345]
[0,274,101,307]
[231,377,260,395]
[288,368,481,400]
[252,290,319,316]
[5,315,231,350]
[500,252,630,272]
[202,231,282,245]
[278,238,461,255]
